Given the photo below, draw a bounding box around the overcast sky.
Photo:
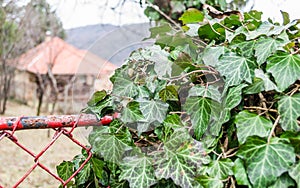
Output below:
[48,0,300,29]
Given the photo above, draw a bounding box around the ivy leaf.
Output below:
[266,51,300,91]
[281,10,290,25]
[235,111,273,144]
[87,90,107,106]
[237,137,295,187]
[56,161,74,181]
[269,173,295,188]
[152,179,179,188]
[179,8,204,24]
[254,37,286,65]
[90,157,106,180]
[154,130,208,188]
[202,46,225,66]
[231,40,256,58]
[244,78,264,94]
[121,101,144,123]
[217,52,257,86]
[159,85,179,102]
[254,69,278,91]
[76,163,91,186]
[206,159,234,179]
[289,162,300,186]
[89,128,132,164]
[138,99,169,123]
[281,131,300,154]
[188,85,222,103]
[196,175,223,188]
[198,23,225,42]
[223,84,247,110]
[278,93,300,131]
[120,156,156,188]
[233,158,251,187]
[184,97,212,139]
[112,76,138,98]
[150,46,173,78]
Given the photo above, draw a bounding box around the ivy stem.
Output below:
[267,115,280,143]
[243,106,277,113]
[145,0,182,29]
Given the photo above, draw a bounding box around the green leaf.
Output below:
[266,51,300,91]
[121,101,144,123]
[278,93,300,131]
[237,137,295,187]
[150,46,173,78]
[159,85,179,102]
[89,128,132,165]
[90,157,106,180]
[223,84,247,110]
[281,10,290,25]
[254,37,286,65]
[231,40,256,58]
[235,111,273,144]
[152,179,179,188]
[244,78,264,94]
[254,69,278,91]
[269,173,295,188]
[281,131,300,154]
[289,162,300,187]
[76,163,91,186]
[154,130,208,188]
[184,97,212,139]
[198,23,225,42]
[188,85,222,103]
[56,161,74,181]
[87,90,107,106]
[112,76,138,98]
[217,52,257,86]
[120,156,156,188]
[139,99,169,123]
[206,159,234,179]
[233,158,251,187]
[179,8,204,24]
[202,46,225,66]
[196,175,223,188]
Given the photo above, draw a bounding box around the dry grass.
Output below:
[0,100,90,188]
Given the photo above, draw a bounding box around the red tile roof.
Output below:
[17,37,117,76]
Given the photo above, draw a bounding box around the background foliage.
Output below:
[57,2,300,188]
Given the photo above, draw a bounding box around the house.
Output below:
[12,37,117,114]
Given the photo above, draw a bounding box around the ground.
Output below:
[0,100,91,188]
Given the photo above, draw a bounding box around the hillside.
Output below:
[66,23,154,66]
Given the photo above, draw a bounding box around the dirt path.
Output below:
[0,101,90,188]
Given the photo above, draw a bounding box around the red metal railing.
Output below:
[0,113,115,188]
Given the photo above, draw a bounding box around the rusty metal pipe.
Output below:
[0,113,114,131]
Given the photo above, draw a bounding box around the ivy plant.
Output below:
[57,7,300,188]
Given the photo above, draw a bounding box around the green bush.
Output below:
[57,8,300,188]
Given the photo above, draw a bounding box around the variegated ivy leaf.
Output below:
[188,85,222,103]
[89,127,132,165]
[235,111,273,144]
[254,37,286,65]
[217,52,257,87]
[254,69,278,91]
[184,97,212,139]
[195,175,223,188]
[121,101,144,123]
[237,137,295,187]
[233,158,251,187]
[267,51,300,91]
[205,158,234,179]
[269,173,295,188]
[202,46,225,66]
[159,85,179,102]
[289,162,300,186]
[138,99,169,123]
[231,40,256,58]
[278,93,300,131]
[120,156,156,188]
[112,76,138,98]
[149,45,173,78]
[154,131,207,188]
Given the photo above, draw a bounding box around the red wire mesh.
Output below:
[0,113,114,188]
